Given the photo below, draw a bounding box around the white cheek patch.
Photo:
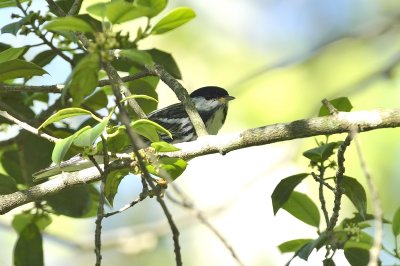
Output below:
[194,98,219,111]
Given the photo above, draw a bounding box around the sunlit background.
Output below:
[1,0,400,265]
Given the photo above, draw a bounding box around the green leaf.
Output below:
[1,150,24,184]
[392,207,400,237]
[151,141,180,152]
[34,213,52,231]
[146,157,187,180]
[14,223,43,266]
[105,169,129,206]
[278,239,313,253]
[344,231,373,250]
[136,0,167,18]
[126,74,159,115]
[303,142,340,163]
[0,0,28,8]
[38,107,97,130]
[147,49,181,79]
[319,97,353,117]
[132,119,172,142]
[87,2,108,18]
[105,0,147,24]
[297,233,327,261]
[282,191,320,227]
[48,0,83,15]
[344,248,369,266]
[104,0,166,23]
[82,89,108,111]
[76,14,103,32]
[0,46,27,63]
[12,213,34,234]
[73,118,109,147]
[120,49,154,66]
[32,50,57,67]
[271,173,309,214]
[1,13,33,35]
[52,126,90,164]
[1,133,52,183]
[0,173,18,194]
[342,176,367,220]
[0,59,47,82]
[12,213,52,233]
[47,185,93,217]
[68,53,100,105]
[339,213,390,230]
[323,258,336,266]
[80,185,101,218]
[121,94,158,104]
[105,126,131,153]
[151,7,196,35]
[44,16,95,33]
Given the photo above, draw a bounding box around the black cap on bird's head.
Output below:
[190,86,235,101]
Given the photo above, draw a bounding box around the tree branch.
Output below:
[102,62,147,119]
[327,133,353,231]
[67,0,82,15]
[0,167,101,214]
[0,109,58,143]
[0,71,154,94]
[0,84,64,93]
[1,108,400,214]
[165,108,400,160]
[147,64,208,137]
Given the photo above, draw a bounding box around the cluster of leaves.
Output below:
[0,0,196,265]
[271,98,400,265]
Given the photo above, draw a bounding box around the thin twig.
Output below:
[98,70,155,87]
[67,0,82,15]
[45,0,66,16]
[321,98,339,115]
[102,62,147,118]
[0,110,58,143]
[156,195,182,266]
[312,169,330,228]
[0,72,154,94]
[104,196,147,218]
[167,191,245,266]
[327,133,353,231]
[17,0,74,66]
[90,136,109,266]
[353,133,383,266]
[89,155,104,266]
[105,63,182,266]
[311,172,335,191]
[0,84,64,93]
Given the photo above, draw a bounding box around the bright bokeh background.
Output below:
[2,0,400,265]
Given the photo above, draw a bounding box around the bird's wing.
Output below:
[148,103,193,140]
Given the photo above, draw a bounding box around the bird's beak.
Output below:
[219,95,235,103]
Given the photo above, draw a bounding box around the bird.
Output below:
[33,86,234,179]
[148,86,235,143]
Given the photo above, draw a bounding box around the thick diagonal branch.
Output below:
[147,64,208,137]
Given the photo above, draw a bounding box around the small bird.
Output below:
[148,86,235,143]
[33,86,234,179]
